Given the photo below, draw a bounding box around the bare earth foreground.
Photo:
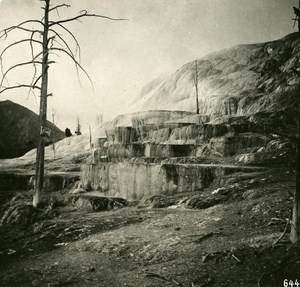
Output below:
[0,159,299,287]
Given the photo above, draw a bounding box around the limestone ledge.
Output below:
[81,162,263,200]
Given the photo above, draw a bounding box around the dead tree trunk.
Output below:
[0,0,126,208]
[293,1,300,32]
[89,125,93,153]
[51,109,57,158]
[75,116,82,135]
[291,101,300,243]
[193,60,200,114]
[33,0,50,207]
[289,3,300,242]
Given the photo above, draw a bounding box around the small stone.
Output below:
[71,188,85,194]
[7,249,16,255]
[88,267,95,272]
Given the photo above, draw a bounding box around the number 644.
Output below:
[284,279,300,287]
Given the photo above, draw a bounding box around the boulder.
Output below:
[70,195,128,212]
[139,195,176,208]
[185,194,224,209]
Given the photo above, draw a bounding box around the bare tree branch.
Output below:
[0,46,50,88]
[0,20,44,39]
[28,31,43,98]
[48,26,83,85]
[33,74,43,87]
[49,10,128,27]
[0,60,45,89]
[49,3,70,12]
[49,29,78,57]
[48,38,62,61]
[50,36,81,83]
[0,38,42,87]
[49,47,93,88]
[0,38,42,61]
[49,30,82,83]
[0,56,56,88]
[0,84,41,94]
[0,27,43,40]
[50,24,81,61]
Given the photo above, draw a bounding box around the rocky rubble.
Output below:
[0,194,53,226]
[69,194,128,212]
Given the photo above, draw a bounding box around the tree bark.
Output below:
[194,60,199,114]
[291,114,300,243]
[51,110,56,158]
[33,0,50,207]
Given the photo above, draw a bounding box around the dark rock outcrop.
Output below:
[0,100,65,158]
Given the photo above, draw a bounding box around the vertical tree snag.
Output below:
[193,60,200,114]
[33,0,50,207]
[290,73,300,243]
[89,125,93,154]
[291,102,300,243]
[290,1,300,243]
[51,109,58,158]
[293,0,300,32]
[75,116,82,135]
[0,0,126,207]
[96,113,103,126]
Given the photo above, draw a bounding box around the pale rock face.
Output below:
[15,34,295,204]
[81,162,216,200]
[80,162,266,200]
[128,33,300,120]
[20,34,299,161]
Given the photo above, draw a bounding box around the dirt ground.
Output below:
[0,166,299,287]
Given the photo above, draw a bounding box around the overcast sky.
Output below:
[0,0,297,131]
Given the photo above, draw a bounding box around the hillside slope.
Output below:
[12,33,300,161]
[0,100,65,159]
[130,33,300,118]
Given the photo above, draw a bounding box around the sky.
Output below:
[0,0,298,132]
